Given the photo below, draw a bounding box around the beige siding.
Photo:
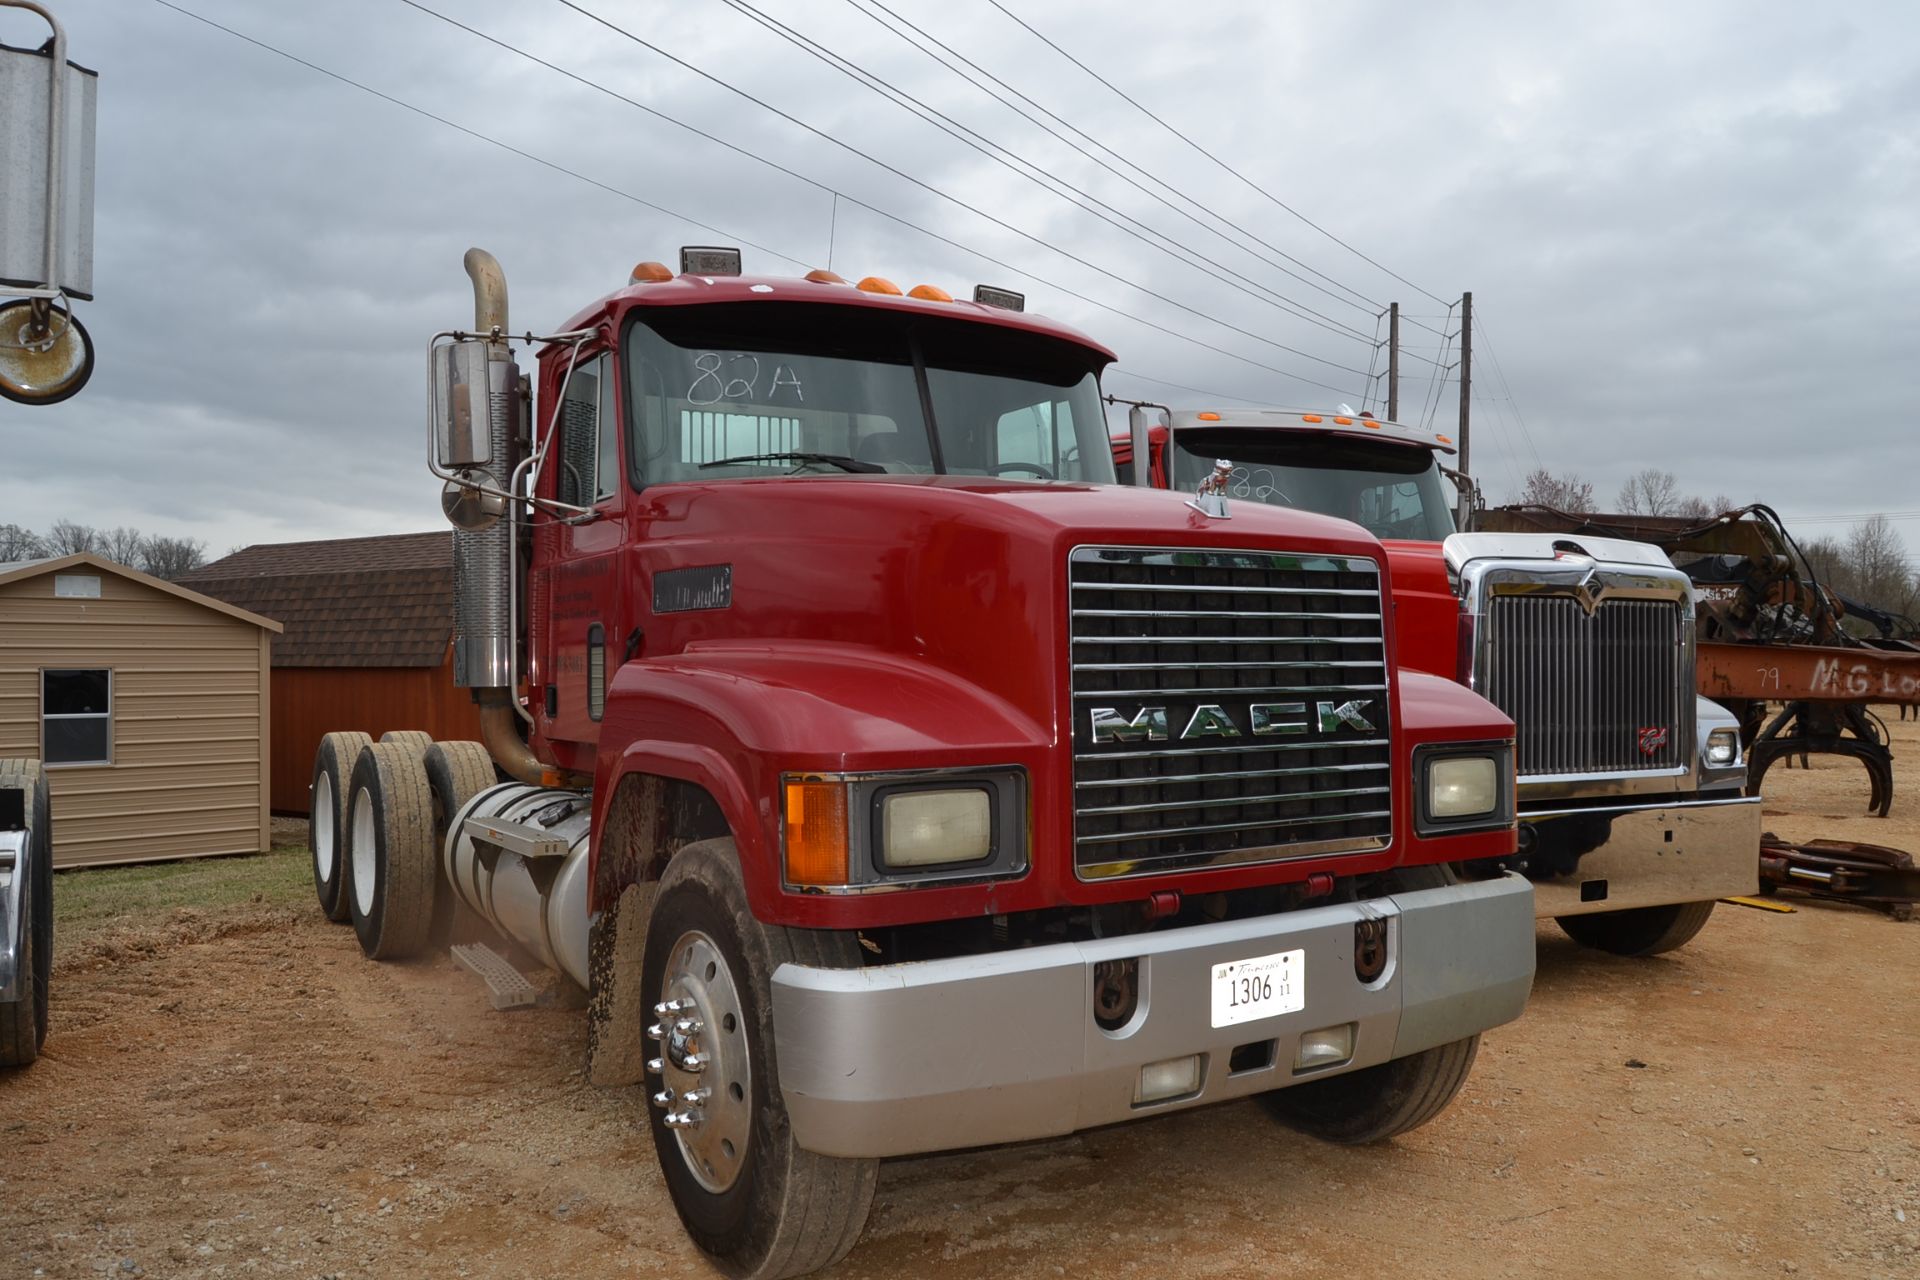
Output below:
[0,566,274,868]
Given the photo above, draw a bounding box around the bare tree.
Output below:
[98,526,146,567]
[44,519,101,556]
[0,523,47,562]
[1516,468,1596,513]
[139,536,207,581]
[1844,515,1914,613]
[1616,468,1684,516]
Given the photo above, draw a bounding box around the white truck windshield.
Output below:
[624,305,1114,486]
[1169,432,1456,540]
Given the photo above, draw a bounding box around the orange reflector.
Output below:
[630,261,673,284]
[1333,416,1354,425]
[1436,434,1453,444]
[805,268,847,284]
[1301,414,1323,423]
[1197,411,1221,421]
[1364,419,1383,428]
[784,780,849,886]
[856,276,903,296]
[908,284,954,302]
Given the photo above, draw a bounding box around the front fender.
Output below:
[593,641,1051,922]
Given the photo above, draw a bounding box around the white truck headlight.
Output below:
[881,788,992,867]
[1429,756,1498,819]
[1705,728,1740,766]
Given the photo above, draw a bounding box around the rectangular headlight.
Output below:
[1429,756,1498,819]
[881,788,992,867]
[1706,728,1739,766]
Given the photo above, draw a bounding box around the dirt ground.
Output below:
[3,717,1917,1279]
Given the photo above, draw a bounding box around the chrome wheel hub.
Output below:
[647,930,751,1193]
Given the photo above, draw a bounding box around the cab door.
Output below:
[536,348,625,754]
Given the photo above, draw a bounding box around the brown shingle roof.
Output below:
[183,532,452,668]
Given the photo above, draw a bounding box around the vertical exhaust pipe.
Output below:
[453,249,555,786]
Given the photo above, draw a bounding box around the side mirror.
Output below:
[431,340,493,468]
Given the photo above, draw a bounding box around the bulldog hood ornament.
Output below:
[1186,458,1233,519]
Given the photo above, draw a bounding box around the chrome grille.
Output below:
[1481,595,1689,776]
[1069,546,1392,880]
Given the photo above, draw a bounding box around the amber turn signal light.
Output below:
[784,779,850,886]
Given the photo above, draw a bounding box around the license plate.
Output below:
[1210,949,1305,1028]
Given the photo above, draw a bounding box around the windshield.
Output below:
[623,303,1114,485]
[1169,430,1456,540]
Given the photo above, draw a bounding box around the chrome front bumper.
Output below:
[1524,794,1762,918]
[770,873,1535,1159]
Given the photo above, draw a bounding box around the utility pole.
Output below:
[1457,291,1472,479]
[1386,302,1400,421]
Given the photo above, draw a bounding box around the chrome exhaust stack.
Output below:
[451,248,518,693]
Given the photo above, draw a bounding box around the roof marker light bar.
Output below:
[972,284,1025,312]
[680,246,742,276]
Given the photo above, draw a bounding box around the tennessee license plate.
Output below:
[1210,949,1305,1028]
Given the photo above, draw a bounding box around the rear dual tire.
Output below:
[309,732,371,922]
[346,743,438,960]
[0,759,52,1068]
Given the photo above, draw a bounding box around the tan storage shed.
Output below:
[0,553,282,868]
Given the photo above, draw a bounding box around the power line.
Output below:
[151,0,1363,399]
[988,0,1451,309]
[546,0,1365,391]
[144,0,810,269]
[1104,370,1268,406]
[842,0,1391,323]
[716,0,1378,376]
[1471,310,1542,470]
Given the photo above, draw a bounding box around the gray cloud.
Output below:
[4,0,1915,557]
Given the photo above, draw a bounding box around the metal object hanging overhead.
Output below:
[0,1,97,405]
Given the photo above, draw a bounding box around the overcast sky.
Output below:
[4,0,1915,560]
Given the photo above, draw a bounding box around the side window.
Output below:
[995,399,1075,475]
[43,668,111,766]
[557,355,606,507]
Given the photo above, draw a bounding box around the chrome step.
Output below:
[450,941,541,1010]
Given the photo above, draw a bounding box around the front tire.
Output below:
[346,743,437,961]
[1556,900,1716,956]
[1259,1034,1480,1144]
[642,839,877,1279]
[0,759,52,1067]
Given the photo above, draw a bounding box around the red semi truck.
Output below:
[1116,408,1760,954]
[311,249,1536,1279]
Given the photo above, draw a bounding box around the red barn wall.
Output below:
[271,653,483,813]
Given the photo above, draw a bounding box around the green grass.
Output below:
[54,846,313,938]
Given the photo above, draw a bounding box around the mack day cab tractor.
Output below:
[1114,407,1762,956]
[308,246,1537,1279]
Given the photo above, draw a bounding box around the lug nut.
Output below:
[682,1087,711,1107]
[681,1052,709,1072]
[664,1110,700,1130]
[645,1057,665,1075]
[674,1017,704,1036]
[654,998,694,1016]
[651,1088,675,1109]
[646,1023,666,1040]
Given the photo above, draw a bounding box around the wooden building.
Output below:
[0,553,281,868]
[183,532,482,814]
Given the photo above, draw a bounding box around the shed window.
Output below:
[43,668,112,766]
